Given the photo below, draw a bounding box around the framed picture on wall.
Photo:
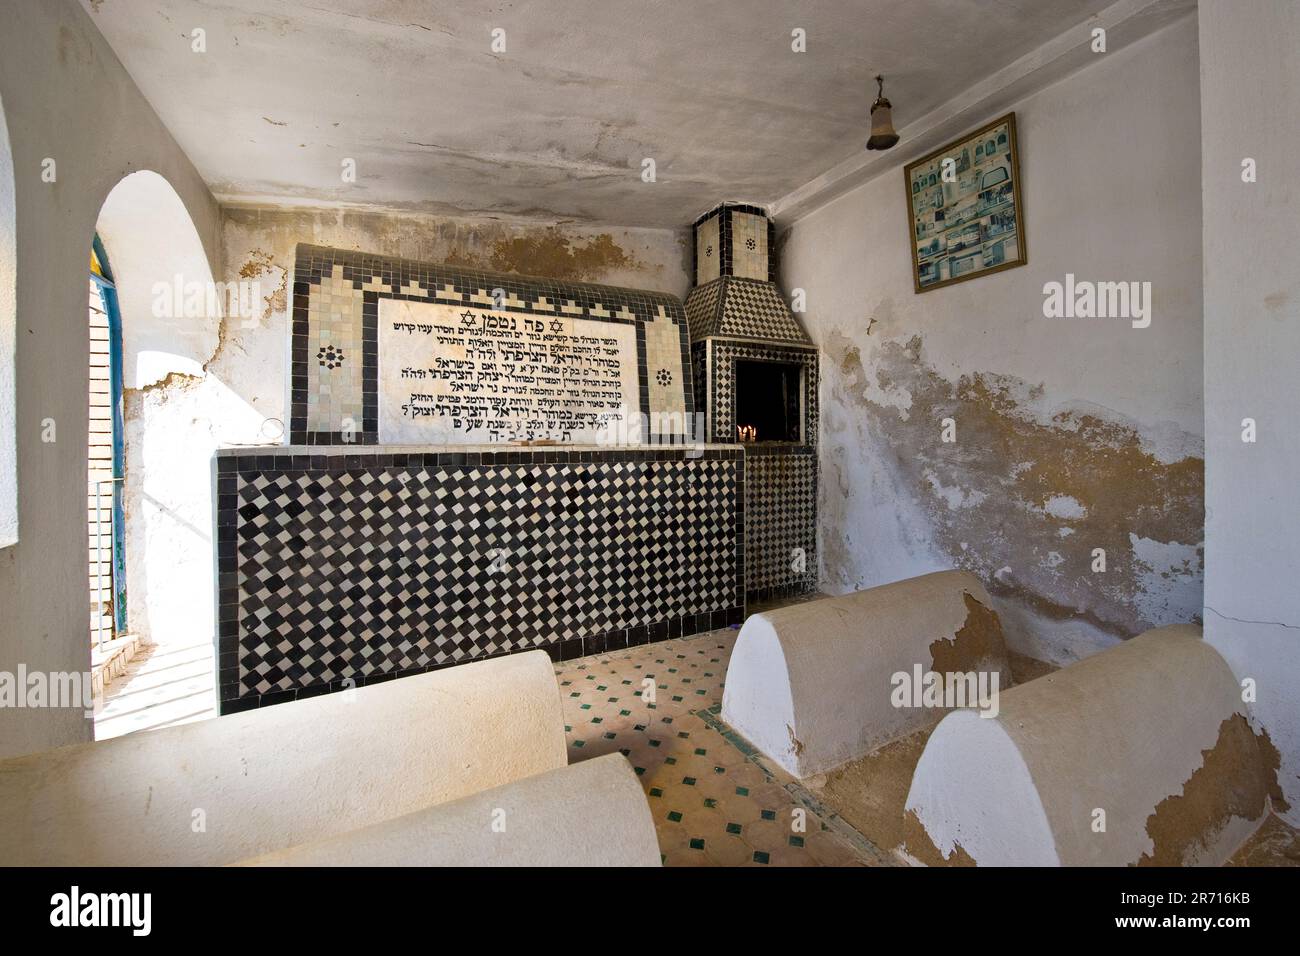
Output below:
[905,112,1025,293]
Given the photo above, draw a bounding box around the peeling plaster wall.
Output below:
[0,0,221,758]
[214,203,690,441]
[224,204,690,295]
[1199,0,1300,825]
[778,17,1204,665]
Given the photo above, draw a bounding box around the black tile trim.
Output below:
[289,243,696,446]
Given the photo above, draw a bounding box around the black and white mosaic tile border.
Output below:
[291,244,695,445]
[700,339,819,446]
[215,444,745,713]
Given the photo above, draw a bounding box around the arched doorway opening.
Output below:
[91,170,223,738]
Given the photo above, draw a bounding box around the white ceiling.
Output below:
[84,0,1120,228]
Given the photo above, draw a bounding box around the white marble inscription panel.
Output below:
[379,298,641,443]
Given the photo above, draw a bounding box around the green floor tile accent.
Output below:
[552,626,891,869]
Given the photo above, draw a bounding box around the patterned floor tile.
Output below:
[556,626,879,867]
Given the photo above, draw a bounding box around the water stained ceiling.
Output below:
[84,0,1119,227]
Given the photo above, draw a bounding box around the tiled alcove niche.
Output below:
[685,204,819,604]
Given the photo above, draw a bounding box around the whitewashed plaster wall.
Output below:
[778,16,1205,665]
[1199,0,1300,825]
[0,0,221,758]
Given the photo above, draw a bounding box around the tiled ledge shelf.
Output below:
[216,441,740,463]
[215,444,745,713]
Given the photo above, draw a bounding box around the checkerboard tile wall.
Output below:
[688,339,819,601]
[684,277,812,345]
[744,448,818,602]
[291,244,695,446]
[215,445,745,712]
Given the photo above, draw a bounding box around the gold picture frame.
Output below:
[905,112,1026,293]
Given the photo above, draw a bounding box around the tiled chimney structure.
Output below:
[685,203,818,603]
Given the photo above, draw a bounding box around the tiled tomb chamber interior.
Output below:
[219,213,819,710]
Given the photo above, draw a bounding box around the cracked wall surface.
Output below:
[1199,0,1300,824]
[777,17,1205,664]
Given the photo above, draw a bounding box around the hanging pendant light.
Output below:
[866,75,900,151]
